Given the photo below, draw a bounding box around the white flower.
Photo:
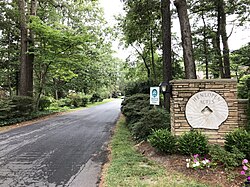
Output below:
[186,159,190,162]
[196,162,200,167]
[202,160,207,165]
[186,163,190,168]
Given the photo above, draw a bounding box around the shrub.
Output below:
[224,129,250,159]
[247,78,250,131]
[177,130,209,156]
[209,144,245,168]
[81,97,88,107]
[90,93,102,103]
[68,93,82,107]
[0,99,12,119]
[10,96,34,117]
[58,98,72,107]
[121,93,151,124]
[38,96,53,110]
[148,129,176,154]
[132,108,170,140]
[0,96,34,120]
[238,74,250,99]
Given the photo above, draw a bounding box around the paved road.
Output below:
[0,99,122,187]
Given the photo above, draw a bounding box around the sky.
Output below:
[99,0,250,60]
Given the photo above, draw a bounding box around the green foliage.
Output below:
[247,78,250,131]
[39,96,53,110]
[148,129,177,154]
[121,93,151,124]
[68,93,82,107]
[131,108,170,140]
[224,129,250,159]
[124,81,151,96]
[238,74,250,99]
[90,93,103,103]
[209,144,245,168]
[177,130,209,156]
[0,99,11,119]
[121,93,170,140]
[10,96,34,117]
[0,96,34,120]
[81,97,88,107]
[56,98,71,107]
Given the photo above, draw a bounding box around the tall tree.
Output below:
[218,0,231,78]
[161,0,172,110]
[18,0,30,96]
[174,0,197,79]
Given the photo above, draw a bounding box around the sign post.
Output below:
[150,87,160,106]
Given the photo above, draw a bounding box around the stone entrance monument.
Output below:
[170,79,248,144]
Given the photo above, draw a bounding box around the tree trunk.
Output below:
[133,46,151,82]
[174,0,196,79]
[220,0,231,78]
[201,11,209,79]
[161,0,172,111]
[18,0,29,96]
[150,28,156,83]
[26,0,37,96]
[215,0,225,78]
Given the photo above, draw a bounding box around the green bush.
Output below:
[238,74,250,99]
[131,108,170,140]
[38,96,53,110]
[247,78,250,131]
[177,130,209,156]
[81,97,88,107]
[68,93,82,107]
[148,129,177,154]
[58,98,72,107]
[90,93,103,103]
[224,129,250,159]
[0,96,34,120]
[121,93,151,124]
[10,96,34,117]
[0,99,12,119]
[209,144,245,168]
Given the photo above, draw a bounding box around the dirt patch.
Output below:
[135,141,245,187]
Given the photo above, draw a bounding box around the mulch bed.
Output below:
[135,141,246,187]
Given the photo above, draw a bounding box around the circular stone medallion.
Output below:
[185,91,229,129]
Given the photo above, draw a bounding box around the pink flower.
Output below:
[247,176,250,181]
[241,171,246,175]
[243,159,249,164]
[194,159,198,163]
[243,166,248,171]
[193,154,199,158]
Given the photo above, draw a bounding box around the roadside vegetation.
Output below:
[0,92,114,127]
[103,116,209,187]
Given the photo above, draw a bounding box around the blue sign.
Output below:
[150,87,160,105]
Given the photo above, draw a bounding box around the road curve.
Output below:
[0,99,122,187]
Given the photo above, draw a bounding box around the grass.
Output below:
[86,98,114,108]
[103,116,210,187]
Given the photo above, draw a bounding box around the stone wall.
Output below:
[170,79,247,144]
[238,99,248,128]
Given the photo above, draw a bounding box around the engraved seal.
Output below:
[185,91,229,129]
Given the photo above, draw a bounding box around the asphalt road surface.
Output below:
[0,99,122,187]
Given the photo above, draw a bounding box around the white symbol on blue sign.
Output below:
[152,89,158,98]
